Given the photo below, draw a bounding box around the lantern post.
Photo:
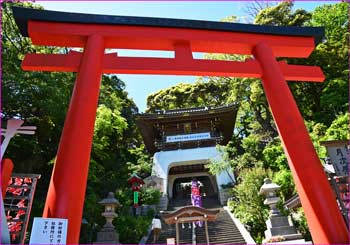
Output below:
[128,173,144,215]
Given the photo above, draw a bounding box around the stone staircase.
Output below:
[146,196,247,244]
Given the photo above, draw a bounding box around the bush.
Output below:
[115,215,152,244]
[115,188,133,207]
[146,208,155,218]
[140,188,161,205]
[228,167,272,243]
[273,169,295,201]
[291,208,312,242]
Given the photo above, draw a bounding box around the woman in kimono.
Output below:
[191,179,203,227]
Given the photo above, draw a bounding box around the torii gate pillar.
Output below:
[43,35,105,244]
[253,42,348,243]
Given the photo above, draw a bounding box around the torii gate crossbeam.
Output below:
[12,7,348,244]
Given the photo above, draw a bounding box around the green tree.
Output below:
[291,2,348,124]
[207,146,236,183]
[2,4,151,243]
[2,2,77,221]
[254,1,311,26]
[323,113,350,140]
[228,168,272,243]
[146,79,234,112]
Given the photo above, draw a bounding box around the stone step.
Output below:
[266,225,298,237]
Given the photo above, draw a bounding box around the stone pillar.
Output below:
[259,178,308,244]
[218,188,230,205]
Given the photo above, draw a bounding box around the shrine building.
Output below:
[136,104,238,208]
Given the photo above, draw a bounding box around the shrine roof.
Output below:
[137,103,238,120]
[162,206,220,224]
[136,104,238,154]
[13,7,324,45]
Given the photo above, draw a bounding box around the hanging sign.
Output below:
[167,238,175,245]
[321,140,349,177]
[166,132,211,143]
[29,218,68,245]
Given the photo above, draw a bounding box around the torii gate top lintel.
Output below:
[13,6,324,57]
[12,7,326,81]
[13,6,324,44]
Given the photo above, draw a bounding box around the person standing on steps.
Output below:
[191,178,203,227]
[151,214,162,243]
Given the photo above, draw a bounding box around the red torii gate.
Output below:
[12,7,348,244]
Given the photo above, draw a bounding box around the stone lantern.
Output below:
[259,178,282,216]
[95,192,121,244]
[259,178,306,244]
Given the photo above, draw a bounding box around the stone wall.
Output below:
[219,188,231,205]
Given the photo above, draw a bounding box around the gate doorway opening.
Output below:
[168,163,219,209]
[173,176,217,200]
[171,176,220,209]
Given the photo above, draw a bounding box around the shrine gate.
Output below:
[12,6,348,244]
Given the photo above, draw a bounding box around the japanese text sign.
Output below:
[29,218,68,244]
[321,140,349,177]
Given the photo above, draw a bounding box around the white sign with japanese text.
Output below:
[167,238,175,245]
[29,217,68,245]
[326,144,350,177]
[166,132,211,143]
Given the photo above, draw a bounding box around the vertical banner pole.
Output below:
[43,34,105,244]
[252,42,348,244]
[176,222,179,245]
[205,219,209,245]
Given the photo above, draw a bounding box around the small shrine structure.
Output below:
[136,104,237,207]
[162,206,220,245]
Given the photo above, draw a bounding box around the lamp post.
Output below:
[127,173,144,215]
[95,192,121,244]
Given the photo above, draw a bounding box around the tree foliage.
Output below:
[2,2,153,243]
[146,79,234,112]
[255,1,312,26]
[323,113,350,140]
[228,168,272,243]
[2,2,77,220]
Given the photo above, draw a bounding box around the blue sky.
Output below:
[37,0,338,112]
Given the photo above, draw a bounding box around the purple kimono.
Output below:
[191,179,203,227]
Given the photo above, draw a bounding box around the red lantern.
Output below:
[127,173,144,207]
[127,173,144,192]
